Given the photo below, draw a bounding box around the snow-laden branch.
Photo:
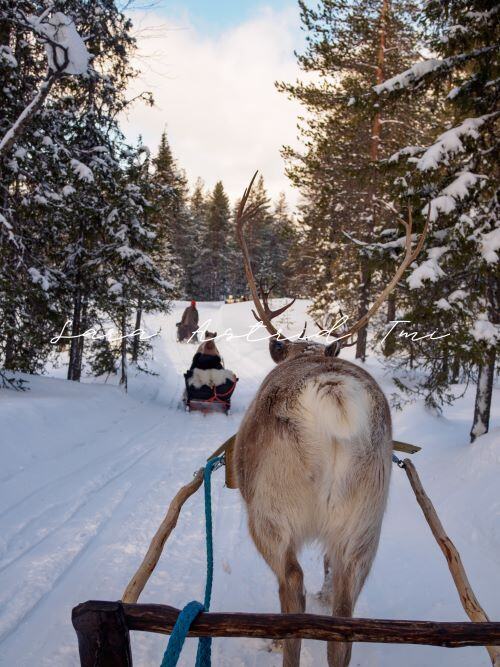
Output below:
[388,115,496,171]
[0,10,90,160]
[373,46,496,94]
[417,115,496,171]
[342,229,409,251]
[29,12,90,75]
[0,71,62,157]
[407,246,447,289]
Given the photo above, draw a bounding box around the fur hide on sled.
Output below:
[187,367,236,389]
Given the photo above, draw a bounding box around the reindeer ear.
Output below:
[269,338,288,363]
[325,341,341,357]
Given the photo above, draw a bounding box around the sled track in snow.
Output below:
[0,417,167,523]
[0,482,136,644]
[0,442,161,574]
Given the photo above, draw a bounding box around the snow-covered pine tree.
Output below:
[1,1,172,386]
[0,1,92,382]
[278,0,435,359]
[269,192,298,297]
[51,0,140,382]
[188,178,210,299]
[150,130,194,297]
[373,0,499,440]
[95,142,173,389]
[203,181,230,300]
[228,177,298,300]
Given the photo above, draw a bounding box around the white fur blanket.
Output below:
[188,368,236,389]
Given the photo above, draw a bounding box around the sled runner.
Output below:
[183,372,238,414]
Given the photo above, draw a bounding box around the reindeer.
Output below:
[233,174,428,667]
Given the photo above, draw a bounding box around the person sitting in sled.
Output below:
[190,335,223,372]
[177,300,199,343]
[184,335,237,405]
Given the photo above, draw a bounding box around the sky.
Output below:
[121,1,305,207]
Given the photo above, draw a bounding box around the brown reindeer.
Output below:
[233,173,428,667]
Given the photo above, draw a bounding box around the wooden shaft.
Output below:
[72,601,132,667]
[404,459,500,665]
[72,600,500,647]
[393,440,420,454]
[209,434,238,488]
[121,468,204,604]
[213,433,420,459]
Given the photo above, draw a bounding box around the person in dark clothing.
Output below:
[177,300,199,342]
[189,338,222,371]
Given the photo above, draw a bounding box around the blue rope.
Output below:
[161,455,224,667]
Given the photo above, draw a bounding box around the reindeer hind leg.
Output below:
[326,530,380,667]
[278,547,305,667]
[248,516,305,667]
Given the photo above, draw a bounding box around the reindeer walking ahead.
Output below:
[233,174,428,667]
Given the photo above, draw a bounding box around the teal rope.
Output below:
[160,601,204,666]
[161,455,224,667]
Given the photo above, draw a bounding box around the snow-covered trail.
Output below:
[0,300,498,666]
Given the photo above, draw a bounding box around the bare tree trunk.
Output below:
[67,291,82,381]
[470,349,496,442]
[119,310,128,392]
[74,298,87,381]
[131,300,142,363]
[355,260,371,361]
[386,292,396,323]
[3,307,16,369]
[383,292,397,356]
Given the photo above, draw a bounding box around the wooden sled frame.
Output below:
[72,438,500,667]
[184,376,238,415]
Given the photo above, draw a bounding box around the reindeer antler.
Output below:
[330,206,429,350]
[235,172,295,338]
[250,280,296,327]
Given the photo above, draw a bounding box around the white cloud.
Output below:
[121,7,303,206]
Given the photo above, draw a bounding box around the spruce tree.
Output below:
[188,178,210,299]
[272,193,298,296]
[203,181,230,300]
[0,1,96,379]
[151,130,194,297]
[373,0,499,439]
[95,142,173,388]
[228,177,298,300]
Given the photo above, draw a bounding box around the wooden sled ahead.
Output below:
[183,374,238,415]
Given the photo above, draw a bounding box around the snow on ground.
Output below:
[0,300,499,666]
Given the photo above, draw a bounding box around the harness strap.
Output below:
[160,455,225,667]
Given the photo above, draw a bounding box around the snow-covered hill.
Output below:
[0,300,498,666]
